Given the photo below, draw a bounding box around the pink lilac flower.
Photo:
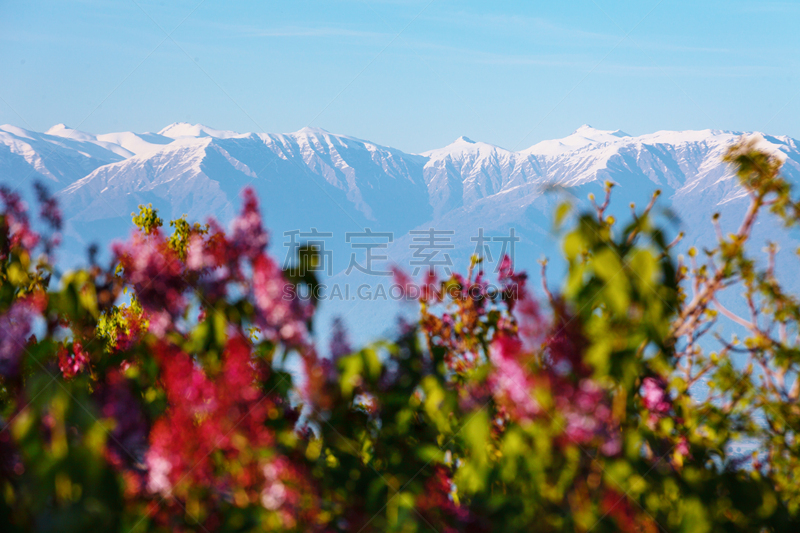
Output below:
[641,377,671,414]
[144,450,172,496]
[0,300,36,378]
[420,269,440,303]
[498,254,529,314]
[497,254,514,280]
[600,431,623,456]
[113,231,187,317]
[563,412,600,443]
[185,228,235,302]
[58,341,90,379]
[554,379,616,450]
[145,309,172,338]
[259,457,320,527]
[488,315,620,454]
[186,233,213,271]
[675,436,691,458]
[0,187,39,255]
[145,337,275,496]
[391,266,417,301]
[488,335,540,420]
[252,254,308,346]
[230,188,269,261]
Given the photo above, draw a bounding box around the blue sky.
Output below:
[1,0,799,153]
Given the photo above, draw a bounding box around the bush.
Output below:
[1,139,800,532]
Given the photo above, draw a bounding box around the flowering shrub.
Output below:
[1,139,800,531]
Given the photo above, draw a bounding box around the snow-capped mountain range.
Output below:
[2,121,799,341]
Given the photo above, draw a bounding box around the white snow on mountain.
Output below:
[0,124,128,187]
[2,122,800,344]
[95,131,174,156]
[157,122,243,140]
[3,122,798,255]
[525,124,631,156]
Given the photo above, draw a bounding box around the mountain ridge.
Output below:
[3,122,800,346]
[2,122,799,275]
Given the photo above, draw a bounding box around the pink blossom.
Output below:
[230,188,269,261]
[600,431,623,456]
[0,300,36,378]
[391,266,416,300]
[58,341,90,379]
[497,254,514,280]
[113,231,187,317]
[258,457,318,524]
[556,379,616,449]
[145,451,172,496]
[1,187,39,255]
[641,377,671,413]
[675,436,691,458]
[186,233,212,271]
[564,412,599,443]
[145,337,277,496]
[489,335,540,419]
[252,254,308,346]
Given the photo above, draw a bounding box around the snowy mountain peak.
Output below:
[573,124,595,134]
[525,124,631,156]
[570,124,629,139]
[420,136,507,159]
[0,124,36,139]
[46,123,70,134]
[157,122,241,139]
[295,126,331,135]
[46,123,97,142]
